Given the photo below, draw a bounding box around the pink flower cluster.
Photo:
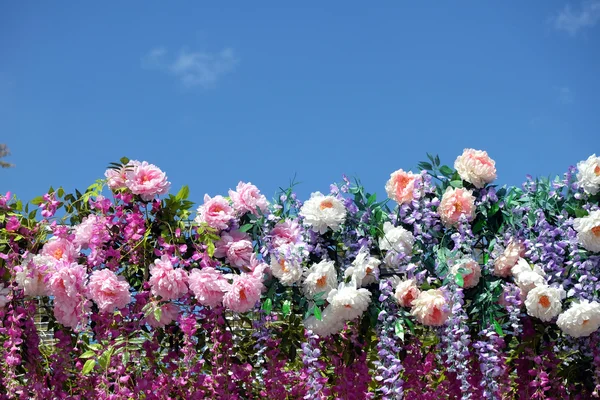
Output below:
[454,148,497,189]
[214,230,254,268]
[105,160,171,201]
[438,187,476,227]
[195,194,235,230]
[229,181,269,216]
[87,269,131,313]
[148,256,189,300]
[47,263,90,330]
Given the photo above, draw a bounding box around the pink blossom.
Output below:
[148,255,188,300]
[73,214,109,249]
[41,237,79,264]
[6,216,20,232]
[385,169,418,204]
[493,241,525,278]
[228,181,269,216]
[47,263,90,330]
[87,269,131,313]
[222,273,263,313]
[450,259,482,289]
[454,148,497,188]
[124,161,171,201]
[394,279,421,308]
[0,191,10,209]
[105,166,129,191]
[214,230,254,268]
[411,289,451,327]
[188,267,227,307]
[194,194,234,231]
[438,187,476,227]
[146,302,179,328]
[269,219,304,250]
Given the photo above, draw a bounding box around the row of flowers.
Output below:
[0,150,599,399]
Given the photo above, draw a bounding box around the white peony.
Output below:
[269,246,304,286]
[0,284,10,309]
[344,248,381,287]
[573,210,600,253]
[303,260,338,299]
[453,148,497,189]
[557,300,600,338]
[379,222,414,256]
[525,285,565,322]
[304,305,346,337]
[511,258,546,297]
[327,282,372,322]
[576,154,600,195]
[299,192,346,234]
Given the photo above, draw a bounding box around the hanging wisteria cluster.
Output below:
[1,150,600,399]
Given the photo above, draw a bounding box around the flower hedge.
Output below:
[1,150,600,399]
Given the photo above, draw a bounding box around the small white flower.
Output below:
[303,260,338,299]
[327,282,372,322]
[379,222,414,259]
[573,210,600,253]
[269,246,303,286]
[511,258,547,297]
[344,248,381,287]
[557,300,600,338]
[299,192,346,234]
[576,154,600,195]
[525,285,565,322]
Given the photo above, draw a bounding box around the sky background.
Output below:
[1,1,599,205]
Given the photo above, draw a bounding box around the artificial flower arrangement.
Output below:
[0,151,599,399]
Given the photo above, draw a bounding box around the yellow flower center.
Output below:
[53,248,64,260]
[344,304,353,309]
[583,319,590,326]
[316,275,327,288]
[595,165,600,176]
[239,288,247,301]
[538,295,551,308]
[592,226,600,237]
[366,267,373,274]
[278,259,288,272]
[320,200,334,210]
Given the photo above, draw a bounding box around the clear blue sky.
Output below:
[1,2,599,204]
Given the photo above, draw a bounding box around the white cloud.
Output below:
[556,86,574,104]
[142,46,239,88]
[553,1,600,36]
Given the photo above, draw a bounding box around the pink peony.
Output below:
[493,241,525,278]
[385,169,418,204]
[41,237,79,264]
[146,302,179,328]
[450,259,481,289]
[394,279,421,308]
[194,194,234,231]
[411,289,451,326]
[47,262,90,330]
[454,148,497,188]
[438,187,476,227]
[87,269,131,313]
[73,214,109,250]
[148,256,188,300]
[188,267,227,307]
[105,167,129,191]
[228,181,269,216]
[125,161,171,201]
[214,230,254,268]
[222,273,263,313]
[269,219,304,250]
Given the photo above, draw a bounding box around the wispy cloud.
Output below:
[142,47,239,88]
[555,86,574,104]
[552,1,600,36]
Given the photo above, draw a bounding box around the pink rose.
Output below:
[270,219,304,250]
[73,215,109,250]
[188,267,227,307]
[394,279,421,308]
[493,241,525,278]
[454,148,497,189]
[438,187,476,227]
[214,230,254,268]
[195,194,234,231]
[48,262,90,330]
[385,169,418,204]
[146,302,179,328]
[87,269,131,313]
[222,273,263,313]
[450,259,481,289]
[411,289,451,326]
[148,256,188,300]
[228,181,269,216]
[125,161,171,201]
[41,237,79,264]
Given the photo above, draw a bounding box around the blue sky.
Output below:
[1,2,599,205]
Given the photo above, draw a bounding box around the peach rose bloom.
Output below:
[394,279,421,307]
[493,241,525,278]
[411,289,451,326]
[438,187,476,227]
[385,169,418,204]
[450,259,481,289]
[454,148,497,188]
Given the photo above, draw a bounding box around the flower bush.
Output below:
[1,150,600,399]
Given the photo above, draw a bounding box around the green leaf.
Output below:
[262,298,273,315]
[493,319,504,336]
[439,165,454,177]
[394,319,405,341]
[367,193,377,206]
[79,350,96,359]
[239,223,253,233]
[313,306,322,321]
[120,156,130,164]
[98,347,113,370]
[574,208,588,218]
[154,307,162,323]
[455,273,464,288]
[31,196,44,205]
[82,359,96,375]
[282,300,291,317]
[417,162,433,171]
[449,180,463,188]
[175,185,190,201]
